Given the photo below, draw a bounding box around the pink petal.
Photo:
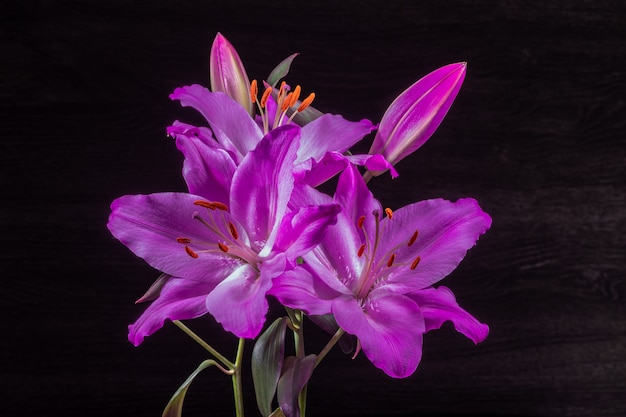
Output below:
[380,197,492,292]
[204,263,274,339]
[296,114,375,165]
[128,277,216,346]
[168,121,236,202]
[230,125,300,254]
[108,193,241,281]
[170,85,262,159]
[407,286,489,343]
[332,292,425,378]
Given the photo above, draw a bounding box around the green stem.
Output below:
[232,338,246,417]
[315,328,345,368]
[363,170,373,184]
[173,320,234,369]
[292,310,308,417]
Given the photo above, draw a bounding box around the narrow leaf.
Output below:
[162,360,223,417]
[252,317,288,417]
[267,53,299,87]
[277,355,317,417]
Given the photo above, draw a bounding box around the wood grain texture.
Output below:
[2,1,625,416]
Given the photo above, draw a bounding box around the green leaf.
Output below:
[252,317,288,417]
[290,105,324,126]
[266,53,299,87]
[162,360,222,417]
[277,355,317,417]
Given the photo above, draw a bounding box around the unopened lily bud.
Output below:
[209,32,254,116]
[368,62,466,175]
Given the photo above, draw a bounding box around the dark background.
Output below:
[2,1,625,416]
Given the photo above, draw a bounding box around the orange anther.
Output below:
[387,253,396,267]
[357,244,366,257]
[260,86,272,108]
[218,242,229,253]
[228,222,239,240]
[290,85,301,106]
[385,208,393,219]
[249,79,258,103]
[194,200,216,210]
[282,92,293,111]
[176,237,192,244]
[297,93,315,112]
[410,256,421,270]
[211,202,229,211]
[408,230,418,246]
[185,245,199,258]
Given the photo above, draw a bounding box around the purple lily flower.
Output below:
[367,63,467,177]
[270,165,491,378]
[108,125,340,343]
[168,83,391,186]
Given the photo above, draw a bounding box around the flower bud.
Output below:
[368,62,466,175]
[209,32,254,116]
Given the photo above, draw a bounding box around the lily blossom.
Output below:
[168,83,380,185]
[271,164,490,378]
[108,125,340,343]
[367,62,466,176]
[210,32,255,116]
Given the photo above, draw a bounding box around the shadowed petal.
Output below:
[108,193,240,280]
[128,277,216,346]
[170,85,262,158]
[269,265,340,315]
[332,292,425,378]
[407,286,489,343]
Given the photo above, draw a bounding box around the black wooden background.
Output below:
[2,1,625,416]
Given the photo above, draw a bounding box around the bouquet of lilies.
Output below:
[108,33,491,417]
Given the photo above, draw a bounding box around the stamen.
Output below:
[385,208,393,219]
[194,200,216,209]
[290,85,301,106]
[297,93,315,112]
[185,245,199,258]
[228,222,239,240]
[410,256,421,270]
[357,244,366,257]
[218,242,229,253]
[260,86,272,108]
[176,237,192,244]
[211,202,229,211]
[357,215,366,229]
[281,92,293,111]
[408,230,418,246]
[249,79,258,103]
[387,253,396,267]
